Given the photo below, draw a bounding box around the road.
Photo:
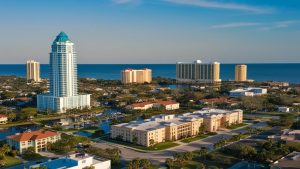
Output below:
[92,121,268,165]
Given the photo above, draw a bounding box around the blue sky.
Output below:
[0,0,300,64]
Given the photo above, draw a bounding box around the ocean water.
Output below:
[0,64,299,83]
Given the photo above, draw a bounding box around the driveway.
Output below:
[92,121,268,165]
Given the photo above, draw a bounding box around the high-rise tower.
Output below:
[26,60,41,82]
[235,64,247,82]
[49,32,78,97]
[37,32,90,113]
[176,60,221,83]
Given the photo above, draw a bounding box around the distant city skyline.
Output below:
[0,0,300,64]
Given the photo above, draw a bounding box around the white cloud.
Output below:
[111,0,138,4]
[258,20,300,31]
[161,0,274,13]
[111,0,274,13]
[211,20,300,30]
[211,22,260,29]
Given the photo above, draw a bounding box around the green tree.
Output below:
[19,107,37,120]
[83,166,95,169]
[23,147,42,160]
[197,163,205,169]
[198,125,205,134]
[165,158,175,169]
[32,166,48,169]
[291,120,300,129]
[149,139,155,146]
[0,144,10,155]
[140,159,151,169]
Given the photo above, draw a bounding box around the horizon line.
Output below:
[1,62,300,65]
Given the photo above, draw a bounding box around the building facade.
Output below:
[37,32,90,113]
[26,60,41,82]
[6,130,61,153]
[29,153,111,169]
[235,64,247,82]
[121,68,152,84]
[126,100,180,111]
[229,87,267,97]
[176,60,221,83]
[111,109,243,147]
[0,114,8,124]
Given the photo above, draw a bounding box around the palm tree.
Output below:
[0,144,10,156]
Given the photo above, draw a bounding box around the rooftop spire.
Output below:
[54,31,70,42]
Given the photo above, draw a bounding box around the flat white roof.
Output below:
[114,109,242,132]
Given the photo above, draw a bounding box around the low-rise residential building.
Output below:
[6,129,61,153]
[229,87,267,97]
[199,97,239,106]
[29,153,111,169]
[265,81,289,87]
[111,109,243,147]
[0,114,8,124]
[126,102,154,110]
[278,106,292,113]
[126,100,180,111]
[268,129,300,143]
[271,151,300,169]
[155,100,180,110]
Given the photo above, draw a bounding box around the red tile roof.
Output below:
[130,102,153,108]
[0,114,7,118]
[15,97,32,102]
[129,100,179,108]
[157,100,179,106]
[200,97,229,103]
[6,130,59,142]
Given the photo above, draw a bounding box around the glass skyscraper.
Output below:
[37,32,90,113]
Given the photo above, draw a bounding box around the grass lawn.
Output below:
[0,121,35,128]
[102,136,179,151]
[246,111,299,116]
[182,151,240,169]
[62,127,98,134]
[180,134,210,143]
[82,128,98,134]
[4,156,22,167]
[227,123,248,129]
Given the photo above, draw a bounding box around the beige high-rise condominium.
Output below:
[235,64,247,82]
[121,68,152,84]
[26,60,41,82]
[176,60,221,83]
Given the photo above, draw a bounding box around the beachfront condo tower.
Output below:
[235,64,247,82]
[176,60,221,83]
[37,32,90,113]
[26,60,41,82]
[121,68,152,84]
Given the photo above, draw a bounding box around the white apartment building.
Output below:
[29,153,111,169]
[229,87,267,97]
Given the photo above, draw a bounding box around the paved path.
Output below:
[92,121,267,165]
